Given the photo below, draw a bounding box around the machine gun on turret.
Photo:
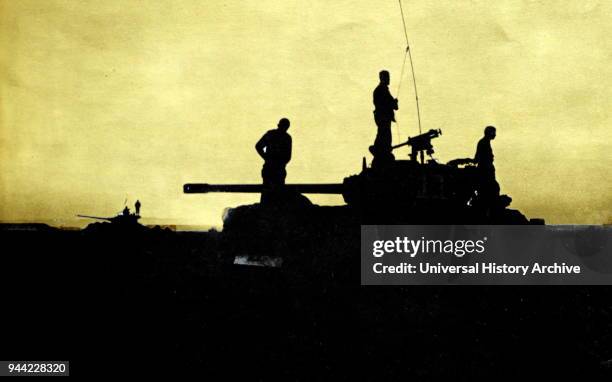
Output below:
[392,129,442,163]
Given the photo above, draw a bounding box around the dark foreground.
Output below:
[1,224,611,378]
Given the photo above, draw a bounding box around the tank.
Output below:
[184,130,541,267]
[185,129,539,225]
[78,205,143,232]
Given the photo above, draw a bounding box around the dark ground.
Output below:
[1,224,611,379]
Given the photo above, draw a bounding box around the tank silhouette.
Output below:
[185,129,538,225]
[184,130,541,262]
[78,203,143,231]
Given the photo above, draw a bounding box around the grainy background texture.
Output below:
[1,0,610,227]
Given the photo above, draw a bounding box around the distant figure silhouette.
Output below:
[122,206,130,216]
[474,125,500,199]
[135,200,141,216]
[256,118,292,187]
[371,70,398,163]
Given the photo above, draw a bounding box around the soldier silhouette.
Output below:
[122,206,130,216]
[474,125,500,200]
[255,118,292,188]
[474,126,496,175]
[135,200,141,216]
[370,70,398,164]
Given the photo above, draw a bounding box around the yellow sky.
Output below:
[1,0,611,228]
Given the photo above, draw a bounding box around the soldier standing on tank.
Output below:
[135,200,141,216]
[474,125,500,200]
[255,118,292,188]
[371,70,399,161]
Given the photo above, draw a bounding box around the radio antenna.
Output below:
[397,0,422,135]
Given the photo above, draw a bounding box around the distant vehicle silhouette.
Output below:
[78,201,142,227]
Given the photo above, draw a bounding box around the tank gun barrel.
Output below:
[184,183,344,194]
[77,214,112,221]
